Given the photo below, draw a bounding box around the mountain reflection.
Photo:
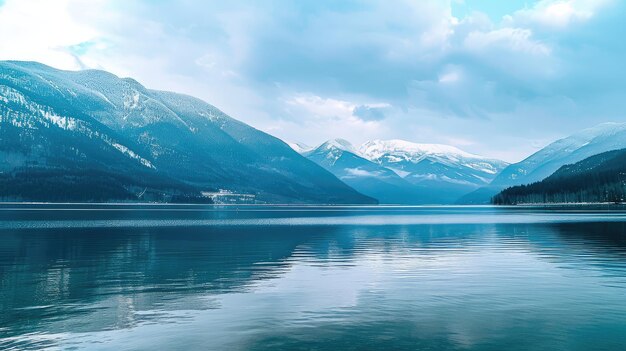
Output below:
[0,226,323,335]
[2,207,626,350]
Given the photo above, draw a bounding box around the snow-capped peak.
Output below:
[575,122,626,138]
[317,138,358,154]
[358,139,508,178]
[359,139,484,161]
[286,141,313,154]
[490,121,626,187]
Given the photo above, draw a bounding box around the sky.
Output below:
[1,0,625,162]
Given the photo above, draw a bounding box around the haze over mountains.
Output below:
[2,61,626,205]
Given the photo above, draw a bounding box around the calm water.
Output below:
[2,205,626,350]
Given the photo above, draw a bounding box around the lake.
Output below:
[1,204,626,350]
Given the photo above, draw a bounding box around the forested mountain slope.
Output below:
[493,148,626,204]
[0,61,374,204]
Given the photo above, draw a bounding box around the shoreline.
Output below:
[1,201,626,208]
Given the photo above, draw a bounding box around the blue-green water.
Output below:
[1,205,626,350]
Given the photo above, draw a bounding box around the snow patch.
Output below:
[287,141,313,154]
[124,90,141,110]
[43,111,78,131]
[110,141,156,169]
[388,167,411,178]
[343,167,380,178]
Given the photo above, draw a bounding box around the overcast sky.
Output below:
[1,0,624,162]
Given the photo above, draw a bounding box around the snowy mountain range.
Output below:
[460,122,626,204]
[360,140,508,186]
[3,60,625,205]
[0,61,374,204]
[298,139,509,204]
[303,139,426,204]
[298,123,626,205]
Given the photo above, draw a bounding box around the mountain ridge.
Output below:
[493,148,626,204]
[303,139,429,204]
[0,60,375,204]
[297,138,508,204]
[459,122,626,204]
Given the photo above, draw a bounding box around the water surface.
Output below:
[1,205,626,350]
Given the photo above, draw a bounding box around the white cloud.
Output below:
[285,94,356,121]
[541,2,590,26]
[439,70,461,84]
[284,94,389,123]
[511,0,612,28]
[464,27,550,55]
[0,0,100,69]
[276,93,390,147]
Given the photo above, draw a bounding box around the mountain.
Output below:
[303,139,426,204]
[298,138,509,204]
[459,122,626,204]
[493,148,626,204]
[286,141,313,154]
[359,139,509,203]
[0,61,375,204]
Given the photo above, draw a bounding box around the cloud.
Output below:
[284,94,389,123]
[0,0,100,69]
[510,0,613,28]
[284,94,356,121]
[464,28,550,55]
[0,0,625,162]
[352,105,389,121]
